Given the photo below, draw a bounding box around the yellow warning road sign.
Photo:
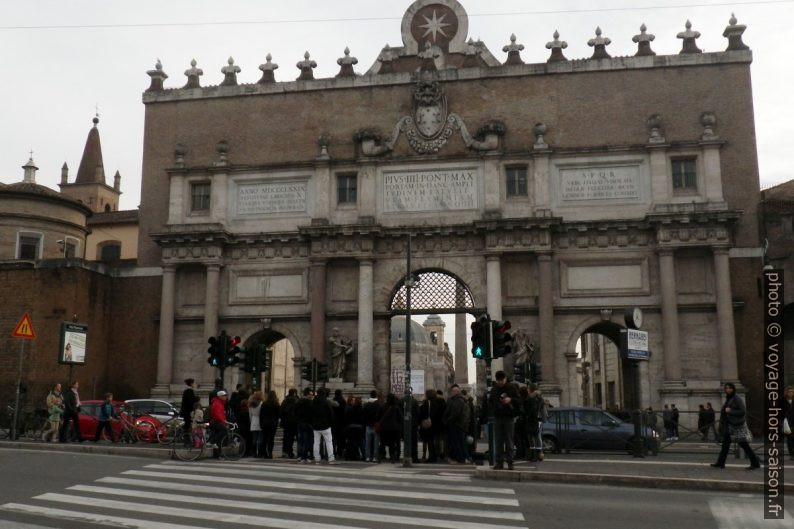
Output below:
[11,313,36,339]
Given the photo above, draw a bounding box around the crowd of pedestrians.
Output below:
[176,369,547,470]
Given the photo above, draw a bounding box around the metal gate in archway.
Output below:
[389,269,477,315]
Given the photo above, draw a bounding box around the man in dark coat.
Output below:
[489,371,519,470]
[180,378,199,433]
[362,391,382,462]
[295,388,315,463]
[311,388,337,464]
[59,381,82,442]
[280,388,299,458]
[671,404,680,440]
[332,389,347,459]
[442,385,470,464]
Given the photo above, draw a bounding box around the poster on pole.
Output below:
[390,368,425,395]
[59,322,88,364]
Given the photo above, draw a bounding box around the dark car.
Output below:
[542,407,659,454]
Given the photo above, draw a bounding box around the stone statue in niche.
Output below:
[512,328,536,365]
[328,328,355,379]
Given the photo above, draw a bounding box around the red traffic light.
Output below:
[230,336,241,347]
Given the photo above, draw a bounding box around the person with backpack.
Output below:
[311,388,337,464]
[295,388,315,463]
[93,393,118,442]
[489,371,519,470]
[42,383,63,443]
[525,383,546,462]
[362,390,382,463]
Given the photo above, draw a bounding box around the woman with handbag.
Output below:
[783,386,794,460]
[418,390,435,462]
[711,382,760,470]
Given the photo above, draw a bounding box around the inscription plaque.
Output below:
[382,169,478,213]
[560,166,640,201]
[237,181,307,215]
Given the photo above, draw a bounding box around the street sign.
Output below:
[622,328,649,360]
[11,313,36,339]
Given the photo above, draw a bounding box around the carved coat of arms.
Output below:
[413,81,446,139]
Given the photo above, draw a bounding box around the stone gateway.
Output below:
[139,0,765,425]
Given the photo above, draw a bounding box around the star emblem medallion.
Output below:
[410,4,459,49]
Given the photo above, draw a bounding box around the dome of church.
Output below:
[390,316,434,345]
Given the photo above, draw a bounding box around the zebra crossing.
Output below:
[0,460,528,529]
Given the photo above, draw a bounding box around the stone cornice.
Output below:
[142,50,752,105]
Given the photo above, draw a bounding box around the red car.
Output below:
[73,400,161,442]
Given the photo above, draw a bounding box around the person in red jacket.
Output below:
[207,390,229,457]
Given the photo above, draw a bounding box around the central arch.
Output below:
[242,329,296,400]
[387,268,477,394]
[389,268,475,314]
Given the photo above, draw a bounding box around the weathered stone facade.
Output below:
[140,1,764,418]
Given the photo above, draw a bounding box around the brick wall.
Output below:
[0,264,160,411]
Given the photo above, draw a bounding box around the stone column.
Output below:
[565,352,579,406]
[537,253,556,382]
[356,259,375,388]
[485,255,502,320]
[455,313,468,385]
[155,265,176,392]
[701,142,724,202]
[201,263,221,387]
[310,260,327,361]
[167,176,184,225]
[532,151,551,211]
[485,254,503,371]
[210,172,228,223]
[713,248,739,381]
[658,250,682,381]
[648,145,669,204]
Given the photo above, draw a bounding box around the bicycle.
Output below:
[19,408,48,441]
[155,413,184,444]
[116,406,156,443]
[0,405,14,439]
[171,422,245,462]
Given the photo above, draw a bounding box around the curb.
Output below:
[0,441,171,460]
[474,468,794,493]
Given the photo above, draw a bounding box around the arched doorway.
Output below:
[242,330,295,401]
[577,320,639,412]
[388,269,478,396]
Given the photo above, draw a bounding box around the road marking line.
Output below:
[96,477,525,521]
[146,463,509,494]
[33,493,382,529]
[0,503,196,529]
[708,498,792,529]
[68,485,526,529]
[166,460,471,482]
[122,470,520,506]
[540,458,763,468]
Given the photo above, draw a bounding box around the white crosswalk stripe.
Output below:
[0,459,528,529]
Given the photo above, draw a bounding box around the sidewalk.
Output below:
[475,454,794,493]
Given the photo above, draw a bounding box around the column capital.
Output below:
[357,257,374,266]
[161,264,178,273]
[564,351,579,361]
[485,253,502,262]
[656,248,676,257]
[205,262,222,272]
[711,246,731,255]
[537,252,553,262]
[309,257,328,267]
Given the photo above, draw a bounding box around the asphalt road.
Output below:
[0,447,789,529]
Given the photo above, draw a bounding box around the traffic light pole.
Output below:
[486,319,495,466]
[403,233,413,468]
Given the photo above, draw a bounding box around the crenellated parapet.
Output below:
[142,5,751,102]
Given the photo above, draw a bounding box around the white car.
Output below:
[124,399,180,424]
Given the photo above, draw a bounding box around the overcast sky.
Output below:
[1,0,791,209]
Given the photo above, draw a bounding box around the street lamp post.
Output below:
[403,234,414,468]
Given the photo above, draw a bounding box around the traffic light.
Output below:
[491,320,512,359]
[470,314,490,359]
[513,362,526,383]
[530,362,543,383]
[207,336,220,367]
[301,361,312,381]
[243,347,255,373]
[227,335,242,366]
[317,361,330,382]
[261,347,272,372]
